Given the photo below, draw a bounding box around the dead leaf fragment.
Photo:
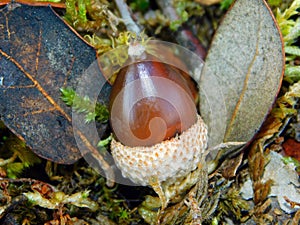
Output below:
[241,151,300,214]
[0,3,109,164]
[199,0,284,151]
[0,0,65,8]
[282,139,300,161]
[221,152,243,178]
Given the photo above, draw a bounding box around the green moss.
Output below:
[129,0,150,12]
[60,87,109,123]
[217,187,250,221]
[170,0,204,31]
[268,0,282,6]
[0,137,41,178]
[276,0,300,83]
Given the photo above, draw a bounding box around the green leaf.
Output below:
[130,0,150,12]
[7,162,25,179]
[282,156,300,167]
[97,135,112,148]
[60,87,76,106]
[285,65,300,82]
[220,0,234,10]
[276,1,300,44]
[284,18,300,45]
[24,190,99,211]
[285,46,300,56]
[199,0,284,151]
[267,0,281,6]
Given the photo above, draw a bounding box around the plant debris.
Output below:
[0,0,300,224]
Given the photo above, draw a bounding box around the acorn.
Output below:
[109,59,208,187]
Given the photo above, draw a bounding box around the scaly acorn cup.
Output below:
[110,60,208,187]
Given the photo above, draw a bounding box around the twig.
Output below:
[114,0,141,34]
[284,196,300,209]
[195,0,221,6]
[156,0,207,59]
[0,153,18,167]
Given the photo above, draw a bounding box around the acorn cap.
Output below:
[111,115,208,186]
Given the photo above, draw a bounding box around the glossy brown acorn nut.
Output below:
[109,61,198,147]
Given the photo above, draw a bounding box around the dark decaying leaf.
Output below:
[199,0,284,149]
[283,139,300,162]
[0,0,65,8]
[0,3,110,164]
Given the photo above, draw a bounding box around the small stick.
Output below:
[114,0,142,34]
[284,196,300,208]
[156,0,207,59]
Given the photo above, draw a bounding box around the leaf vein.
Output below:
[0,48,71,121]
[224,5,262,141]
